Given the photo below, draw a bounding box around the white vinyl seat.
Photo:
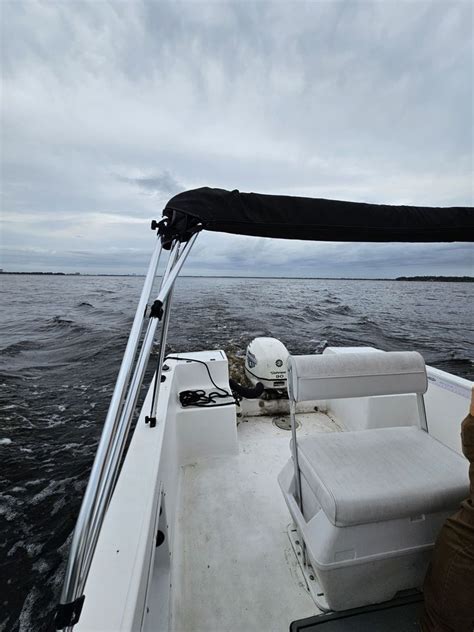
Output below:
[279,350,470,611]
[296,426,469,527]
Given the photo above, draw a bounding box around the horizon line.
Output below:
[1,271,473,282]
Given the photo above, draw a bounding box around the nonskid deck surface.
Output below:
[171,412,342,632]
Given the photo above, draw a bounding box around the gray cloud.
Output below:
[116,171,183,196]
[0,1,472,275]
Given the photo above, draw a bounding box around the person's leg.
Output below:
[421,511,474,632]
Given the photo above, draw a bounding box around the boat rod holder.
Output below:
[55,229,198,630]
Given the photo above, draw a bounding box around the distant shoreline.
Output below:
[1,272,472,282]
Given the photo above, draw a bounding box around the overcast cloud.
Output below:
[1,0,473,276]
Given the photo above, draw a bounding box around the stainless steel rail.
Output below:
[291,396,308,568]
[80,243,182,580]
[289,399,303,510]
[147,272,177,423]
[57,230,198,629]
[417,393,429,432]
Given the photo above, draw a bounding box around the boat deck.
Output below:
[171,411,342,632]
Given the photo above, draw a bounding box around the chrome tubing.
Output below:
[157,240,181,294]
[103,239,179,462]
[79,238,193,595]
[417,393,429,432]
[58,233,198,629]
[59,237,163,617]
[80,319,158,580]
[154,232,199,305]
[290,398,307,566]
[145,234,198,417]
[148,288,175,421]
[108,243,180,491]
[290,398,303,511]
[80,244,181,579]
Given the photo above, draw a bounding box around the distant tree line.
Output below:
[396,276,473,282]
[0,271,137,276]
[0,271,69,275]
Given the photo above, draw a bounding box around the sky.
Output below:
[1,0,473,278]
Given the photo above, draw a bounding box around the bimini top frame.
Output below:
[55,188,473,629]
[55,217,201,630]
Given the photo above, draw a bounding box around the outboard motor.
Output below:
[245,337,290,393]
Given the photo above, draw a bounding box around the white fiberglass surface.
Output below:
[171,412,341,632]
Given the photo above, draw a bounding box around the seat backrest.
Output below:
[287,351,427,403]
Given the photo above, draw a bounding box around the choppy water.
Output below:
[0,274,472,631]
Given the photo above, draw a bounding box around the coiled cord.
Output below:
[165,355,237,408]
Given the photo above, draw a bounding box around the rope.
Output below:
[164,356,237,408]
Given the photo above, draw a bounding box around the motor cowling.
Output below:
[244,337,290,391]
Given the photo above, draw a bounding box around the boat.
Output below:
[54,188,474,631]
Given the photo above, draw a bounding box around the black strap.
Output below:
[54,595,85,629]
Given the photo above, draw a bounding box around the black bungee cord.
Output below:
[164,355,237,408]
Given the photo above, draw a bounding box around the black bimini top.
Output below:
[160,187,474,248]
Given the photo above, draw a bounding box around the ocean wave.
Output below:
[302,306,324,318]
[51,315,74,326]
[328,304,353,315]
[0,341,39,357]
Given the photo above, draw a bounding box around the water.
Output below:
[0,274,472,631]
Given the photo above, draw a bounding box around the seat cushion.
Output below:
[296,427,469,527]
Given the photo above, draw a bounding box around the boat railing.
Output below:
[55,222,199,630]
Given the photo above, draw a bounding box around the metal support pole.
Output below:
[161,241,181,290]
[77,244,181,592]
[290,398,307,566]
[152,232,199,306]
[81,319,159,579]
[147,289,175,425]
[290,399,303,511]
[81,243,182,576]
[57,233,199,629]
[117,242,180,430]
[417,393,429,432]
[146,235,200,423]
[59,237,163,614]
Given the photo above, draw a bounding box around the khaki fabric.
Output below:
[421,413,474,632]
